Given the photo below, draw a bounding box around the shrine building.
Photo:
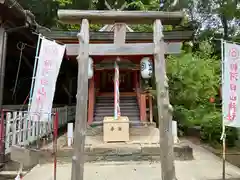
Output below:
[43,18,193,126]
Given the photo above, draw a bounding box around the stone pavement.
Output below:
[23,140,240,180]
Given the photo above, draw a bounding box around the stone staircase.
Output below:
[93,96,141,126]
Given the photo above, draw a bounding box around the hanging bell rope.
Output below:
[12,42,25,100]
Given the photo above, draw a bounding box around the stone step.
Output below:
[91,123,143,129]
[94,115,140,119]
[94,96,140,125]
[95,110,139,113]
[95,106,139,110]
[94,112,140,117]
[95,108,139,111]
[96,99,137,102]
[95,108,138,111]
[96,100,137,103]
[96,101,137,104]
[94,110,139,114]
[96,96,136,99]
[94,116,140,122]
[96,102,138,106]
[91,120,142,125]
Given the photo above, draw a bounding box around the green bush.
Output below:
[163,41,239,147]
[200,111,238,147]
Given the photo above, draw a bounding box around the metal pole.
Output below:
[37,115,40,149]
[27,34,41,149]
[0,28,7,116]
[221,38,226,180]
[28,34,42,112]
[53,111,59,180]
[0,28,7,164]
[222,126,226,180]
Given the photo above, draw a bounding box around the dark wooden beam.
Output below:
[57,10,184,25]
[41,30,193,42]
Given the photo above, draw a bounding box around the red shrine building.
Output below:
[44,25,193,126]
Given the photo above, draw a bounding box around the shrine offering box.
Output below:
[103,116,130,142]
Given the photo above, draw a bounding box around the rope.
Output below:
[12,42,25,100]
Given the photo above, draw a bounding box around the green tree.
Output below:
[188,0,240,39]
[19,0,60,27]
[164,42,218,128]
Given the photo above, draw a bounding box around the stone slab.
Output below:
[54,142,193,162]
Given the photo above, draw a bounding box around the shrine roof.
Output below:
[0,0,36,28]
[0,0,38,45]
[41,30,193,42]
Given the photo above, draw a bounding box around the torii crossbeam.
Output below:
[58,10,184,25]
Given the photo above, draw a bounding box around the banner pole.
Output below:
[220,38,226,180]
[28,34,42,112]
[53,111,59,180]
[222,126,226,180]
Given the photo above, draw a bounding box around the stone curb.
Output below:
[54,143,193,161]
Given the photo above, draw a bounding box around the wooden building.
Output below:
[0,0,38,106]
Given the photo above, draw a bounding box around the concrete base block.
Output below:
[10,146,41,168]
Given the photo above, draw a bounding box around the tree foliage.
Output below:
[167,42,220,125]
[166,42,237,146]
[19,0,240,38]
